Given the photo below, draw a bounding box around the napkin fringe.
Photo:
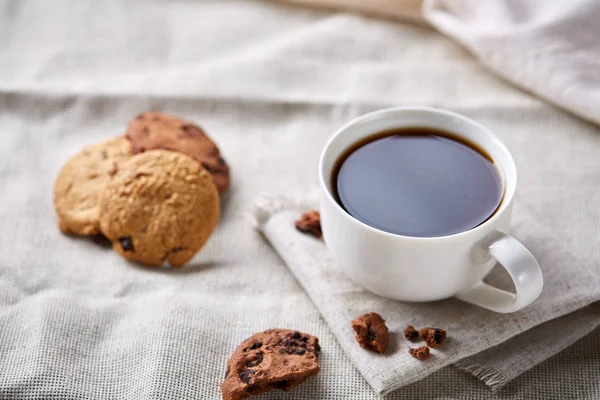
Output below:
[454,360,507,391]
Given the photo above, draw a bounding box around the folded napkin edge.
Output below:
[251,191,319,230]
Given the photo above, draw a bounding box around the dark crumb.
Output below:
[108,162,119,176]
[118,236,134,252]
[295,210,322,238]
[404,325,419,341]
[180,124,204,137]
[419,327,447,349]
[351,312,389,354]
[409,345,430,360]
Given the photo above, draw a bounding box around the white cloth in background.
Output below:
[424,0,600,126]
[275,0,600,126]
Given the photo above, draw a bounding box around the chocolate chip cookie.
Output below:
[351,312,390,353]
[53,136,132,235]
[126,112,230,193]
[222,329,321,400]
[98,150,220,267]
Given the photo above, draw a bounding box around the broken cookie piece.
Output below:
[409,345,431,360]
[404,325,419,341]
[295,210,322,238]
[351,312,389,354]
[221,329,320,400]
[418,327,447,349]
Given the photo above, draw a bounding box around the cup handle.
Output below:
[456,230,543,313]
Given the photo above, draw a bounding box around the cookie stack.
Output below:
[53,112,229,267]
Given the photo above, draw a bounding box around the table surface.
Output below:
[0,1,598,399]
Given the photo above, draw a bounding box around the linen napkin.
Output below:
[273,0,600,126]
[253,192,600,394]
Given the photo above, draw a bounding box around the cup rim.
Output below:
[318,106,517,241]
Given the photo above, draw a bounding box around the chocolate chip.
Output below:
[225,367,230,378]
[300,336,308,342]
[180,124,203,137]
[299,342,306,348]
[290,332,301,340]
[239,370,255,384]
[293,349,306,355]
[218,157,226,166]
[272,380,289,389]
[139,146,146,153]
[368,326,377,341]
[250,341,262,350]
[171,247,185,253]
[119,237,134,252]
[288,341,298,347]
[404,325,419,341]
[419,327,447,348]
[246,353,263,367]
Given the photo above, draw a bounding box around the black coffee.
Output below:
[332,128,503,237]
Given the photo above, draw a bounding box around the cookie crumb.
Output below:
[419,327,447,348]
[351,312,389,353]
[409,345,430,360]
[404,325,419,341]
[295,210,322,238]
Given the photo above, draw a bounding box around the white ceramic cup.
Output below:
[319,107,543,313]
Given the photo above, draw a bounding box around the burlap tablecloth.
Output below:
[1,1,599,399]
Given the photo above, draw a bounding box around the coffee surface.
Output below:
[333,128,503,237]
